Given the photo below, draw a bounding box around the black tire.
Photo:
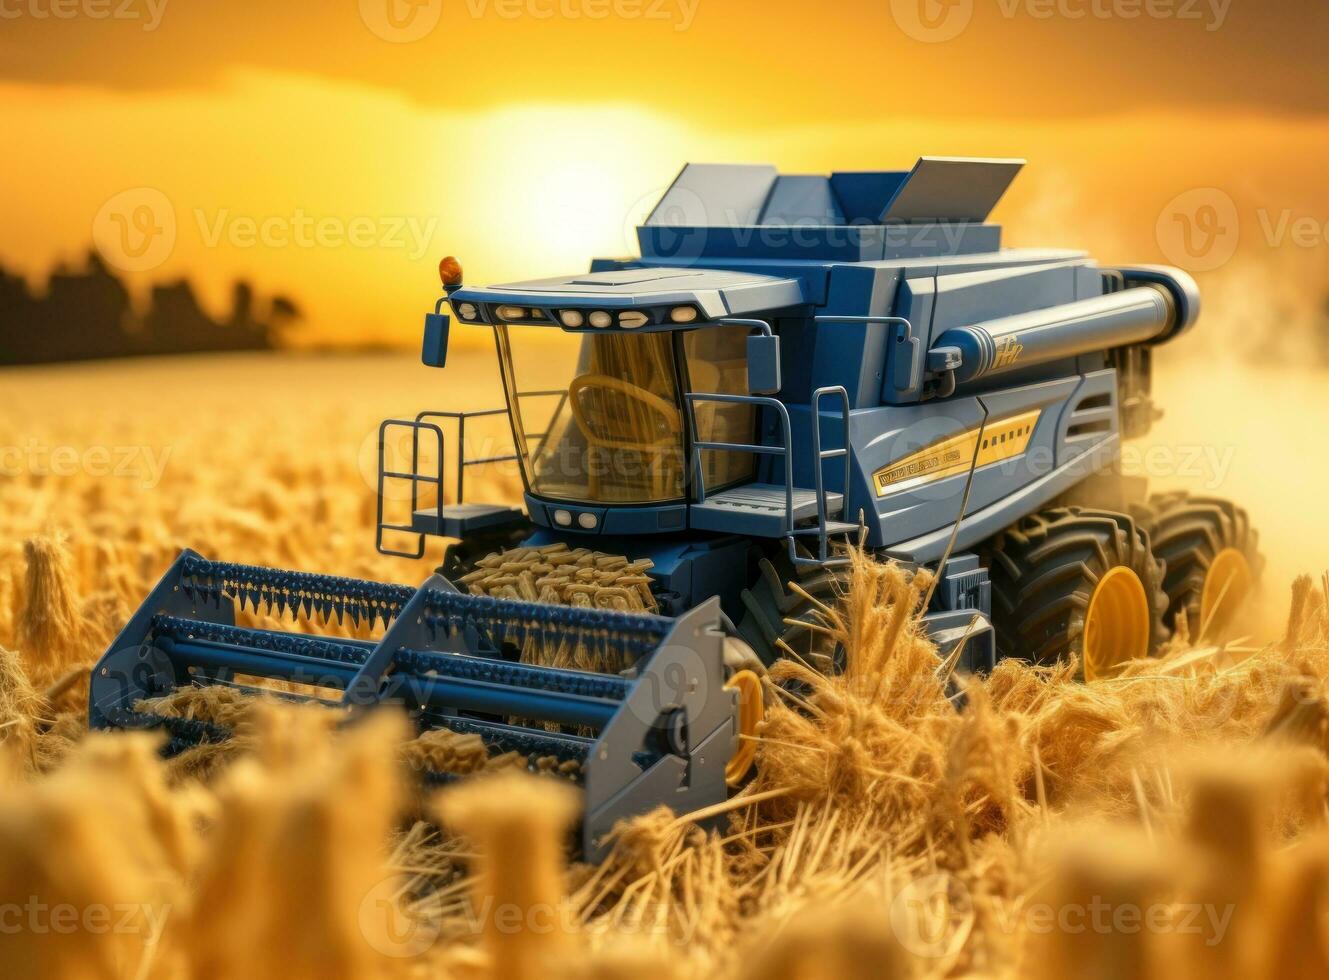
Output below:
[1136,492,1263,637]
[985,507,1169,675]
[737,544,848,670]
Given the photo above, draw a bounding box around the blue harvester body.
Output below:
[91,157,1200,859]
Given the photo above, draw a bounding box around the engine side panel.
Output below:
[786,372,1119,554]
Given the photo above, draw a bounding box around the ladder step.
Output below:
[791,521,858,537]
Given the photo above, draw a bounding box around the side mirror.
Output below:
[746,331,782,395]
[421,312,450,369]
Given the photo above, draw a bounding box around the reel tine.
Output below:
[178,556,416,629]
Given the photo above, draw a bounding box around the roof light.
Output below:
[439,256,463,287]
[496,305,528,321]
[670,306,699,324]
[618,311,649,329]
[559,310,585,328]
[456,302,478,320]
[589,311,613,328]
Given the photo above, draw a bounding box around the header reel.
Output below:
[90,551,758,860]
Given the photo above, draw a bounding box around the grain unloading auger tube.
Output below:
[89,551,759,859]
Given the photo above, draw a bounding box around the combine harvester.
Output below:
[91,158,1261,857]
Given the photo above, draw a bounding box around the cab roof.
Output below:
[447,267,805,323]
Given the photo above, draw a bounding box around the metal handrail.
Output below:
[685,390,853,565]
[685,392,796,540]
[813,315,913,328]
[802,385,852,563]
[377,407,519,559]
[414,409,517,504]
[814,315,918,395]
[377,419,445,559]
[715,317,775,336]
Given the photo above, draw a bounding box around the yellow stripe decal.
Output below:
[872,409,1042,497]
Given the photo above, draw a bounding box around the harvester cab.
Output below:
[389,264,853,566]
[92,157,1260,860]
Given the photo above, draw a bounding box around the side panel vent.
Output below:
[1056,369,1121,470]
[1065,388,1116,442]
[1067,418,1114,439]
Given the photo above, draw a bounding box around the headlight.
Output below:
[496,305,527,321]
[670,306,699,324]
[589,311,613,328]
[456,302,478,320]
[618,311,649,329]
[559,310,584,328]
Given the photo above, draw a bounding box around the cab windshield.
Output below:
[497,324,756,505]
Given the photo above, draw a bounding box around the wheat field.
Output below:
[2,349,1329,979]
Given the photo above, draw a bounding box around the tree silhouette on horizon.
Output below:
[0,250,301,366]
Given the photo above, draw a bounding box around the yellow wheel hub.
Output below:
[1082,566,1151,681]
[724,669,765,787]
[1200,547,1254,634]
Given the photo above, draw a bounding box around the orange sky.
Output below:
[1,1,1326,346]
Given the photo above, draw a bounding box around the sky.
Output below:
[1,0,1326,346]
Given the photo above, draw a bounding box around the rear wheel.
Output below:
[1137,492,1263,640]
[986,507,1169,680]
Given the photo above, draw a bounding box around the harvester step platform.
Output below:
[691,484,844,535]
[89,551,747,860]
[410,502,526,538]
